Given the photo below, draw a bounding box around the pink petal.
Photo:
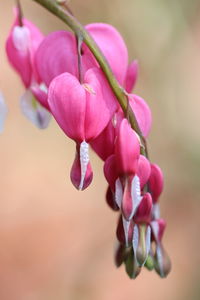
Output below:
[115,119,140,175]
[103,154,118,191]
[105,185,119,211]
[129,94,152,138]
[6,9,44,87]
[83,68,117,141]
[48,72,86,142]
[48,68,117,142]
[85,23,128,85]
[134,193,152,224]
[35,31,78,86]
[125,60,139,93]
[6,29,32,88]
[30,83,49,110]
[90,111,123,161]
[90,110,123,161]
[149,164,164,203]
[137,155,151,189]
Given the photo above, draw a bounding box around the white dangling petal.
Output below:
[115,178,123,208]
[152,203,160,219]
[122,216,130,247]
[79,141,90,190]
[0,92,8,133]
[12,26,30,52]
[156,244,164,277]
[132,224,139,257]
[145,225,151,262]
[131,175,142,216]
[20,89,51,129]
[151,220,159,242]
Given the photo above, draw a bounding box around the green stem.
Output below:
[32,0,148,156]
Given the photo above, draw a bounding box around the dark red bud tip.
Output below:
[116,215,133,246]
[106,186,119,211]
[114,243,127,268]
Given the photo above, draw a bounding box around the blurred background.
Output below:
[0,0,200,299]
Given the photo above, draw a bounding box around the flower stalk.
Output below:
[32,0,148,157]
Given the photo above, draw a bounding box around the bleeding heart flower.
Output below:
[48,67,117,190]
[6,7,51,128]
[35,23,128,87]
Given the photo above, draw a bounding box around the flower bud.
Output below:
[154,243,171,278]
[124,248,141,279]
[133,224,151,266]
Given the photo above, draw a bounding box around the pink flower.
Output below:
[6,8,51,128]
[35,23,128,87]
[48,68,117,190]
[91,94,152,160]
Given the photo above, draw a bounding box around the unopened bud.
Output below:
[133,224,151,266]
[154,243,171,278]
[144,254,154,271]
[125,249,141,279]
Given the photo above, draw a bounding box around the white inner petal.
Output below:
[145,225,151,262]
[12,26,30,52]
[122,216,130,247]
[152,203,160,220]
[79,141,90,190]
[0,92,8,133]
[20,89,51,129]
[132,224,139,257]
[115,178,123,208]
[150,220,159,242]
[156,244,164,277]
[131,175,142,217]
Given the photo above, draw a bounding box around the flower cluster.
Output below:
[6,5,171,278]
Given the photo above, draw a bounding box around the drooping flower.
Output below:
[6,7,51,128]
[48,67,117,190]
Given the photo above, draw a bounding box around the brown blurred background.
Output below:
[0,0,200,299]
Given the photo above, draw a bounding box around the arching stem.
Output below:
[32,0,148,157]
